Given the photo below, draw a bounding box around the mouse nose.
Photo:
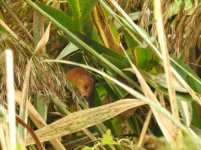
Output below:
[81,92,89,98]
[84,85,89,90]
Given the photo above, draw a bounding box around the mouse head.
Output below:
[66,67,94,98]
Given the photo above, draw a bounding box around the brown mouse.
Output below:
[65,67,94,98]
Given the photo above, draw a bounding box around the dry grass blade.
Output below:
[15,90,65,150]
[34,23,51,55]
[16,116,45,150]
[1,0,34,42]
[0,18,19,40]
[5,50,16,150]
[153,0,179,121]
[171,68,201,104]
[180,101,191,127]
[0,124,8,150]
[125,67,178,142]
[25,99,146,145]
[138,110,152,147]
[18,59,32,141]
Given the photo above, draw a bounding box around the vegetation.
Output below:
[0,0,201,149]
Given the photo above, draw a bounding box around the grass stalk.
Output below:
[5,49,16,150]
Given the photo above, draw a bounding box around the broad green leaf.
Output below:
[124,30,139,48]
[103,54,128,69]
[74,4,102,46]
[96,85,108,101]
[89,85,107,107]
[56,43,78,60]
[184,0,193,11]
[35,2,78,30]
[152,73,188,93]
[192,102,201,128]
[164,0,193,19]
[81,0,98,19]
[129,12,140,21]
[81,146,92,150]
[68,0,81,20]
[68,0,97,31]
[33,93,48,121]
[171,57,201,94]
[127,116,140,135]
[68,0,82,30]
[71,0,99,42]
[117,14,152,42]
[81,16,101,42]
[101,81,121,100]
[68,51,86,64]
[72,31,125,60]
[50,96,70,115]
[164,0,182,19]
[101,130,118,145]
[111,117,122,136]
[134,47,159,71]
[137,70,194,102]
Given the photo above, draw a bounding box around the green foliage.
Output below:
[56,43,78,60]
[164,0,194,19]
[32,1,136,88]
[0,12,7,33]
[81,146,92,150]
[36,2,78,30]
[171,57,201,94]
[68,0,98,31]
[101,130,118,145]
[134,47,159,71]
[2,0,201,149]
